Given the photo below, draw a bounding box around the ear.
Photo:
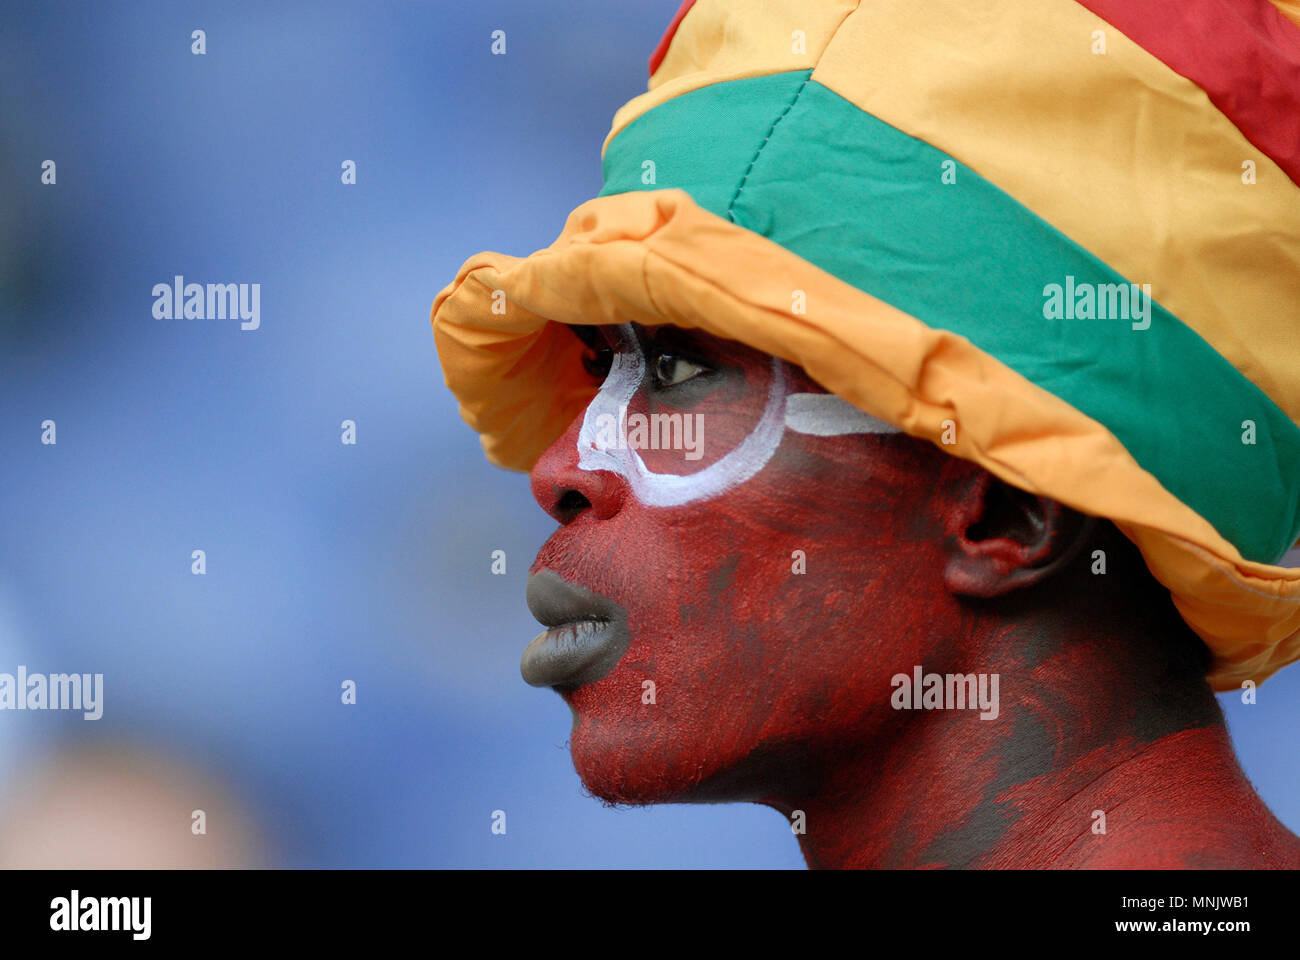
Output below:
[942,472,1095,598]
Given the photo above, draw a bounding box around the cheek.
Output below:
[562,504,789,800]
[561,437,942,800]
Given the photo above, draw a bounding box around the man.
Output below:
[432,0,1300,867]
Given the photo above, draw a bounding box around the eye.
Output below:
[650,352,708,388]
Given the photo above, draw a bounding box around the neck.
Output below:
[780,563,1300,869]
[788,708,1298,869]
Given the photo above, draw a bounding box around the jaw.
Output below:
[565,678,847,808]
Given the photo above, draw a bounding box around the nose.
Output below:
[530,410,628,524]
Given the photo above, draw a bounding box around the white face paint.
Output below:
[783,392,899,437]
[576,324,900,507]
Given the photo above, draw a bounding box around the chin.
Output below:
[569,734,690,807]
[565,688,776,806]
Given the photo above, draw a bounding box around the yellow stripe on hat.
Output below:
[607,0,857,154]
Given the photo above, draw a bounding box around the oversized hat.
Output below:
[432,0,1300,690]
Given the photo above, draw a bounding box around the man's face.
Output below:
[527,323,961,805]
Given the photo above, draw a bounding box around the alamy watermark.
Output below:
[1042,275,1151,330]
[891,665,1000,720]
[50,891,150,940]
[0,666,103,719]
[152,275,260,330]
[592,406,704,461]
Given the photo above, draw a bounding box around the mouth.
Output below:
[521,570,630,689]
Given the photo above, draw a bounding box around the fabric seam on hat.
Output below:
[718,2,857,225]
[724,74,810,224]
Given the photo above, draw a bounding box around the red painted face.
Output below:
[528,323,975,806]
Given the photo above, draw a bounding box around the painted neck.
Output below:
[780,559,1300,869]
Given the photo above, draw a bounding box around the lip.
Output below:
[522,570,630,689]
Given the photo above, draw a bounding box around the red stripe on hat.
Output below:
[1076,0,1300,187]
[648,0,699,78]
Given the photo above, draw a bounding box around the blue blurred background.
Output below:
[0,0,1295,868]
